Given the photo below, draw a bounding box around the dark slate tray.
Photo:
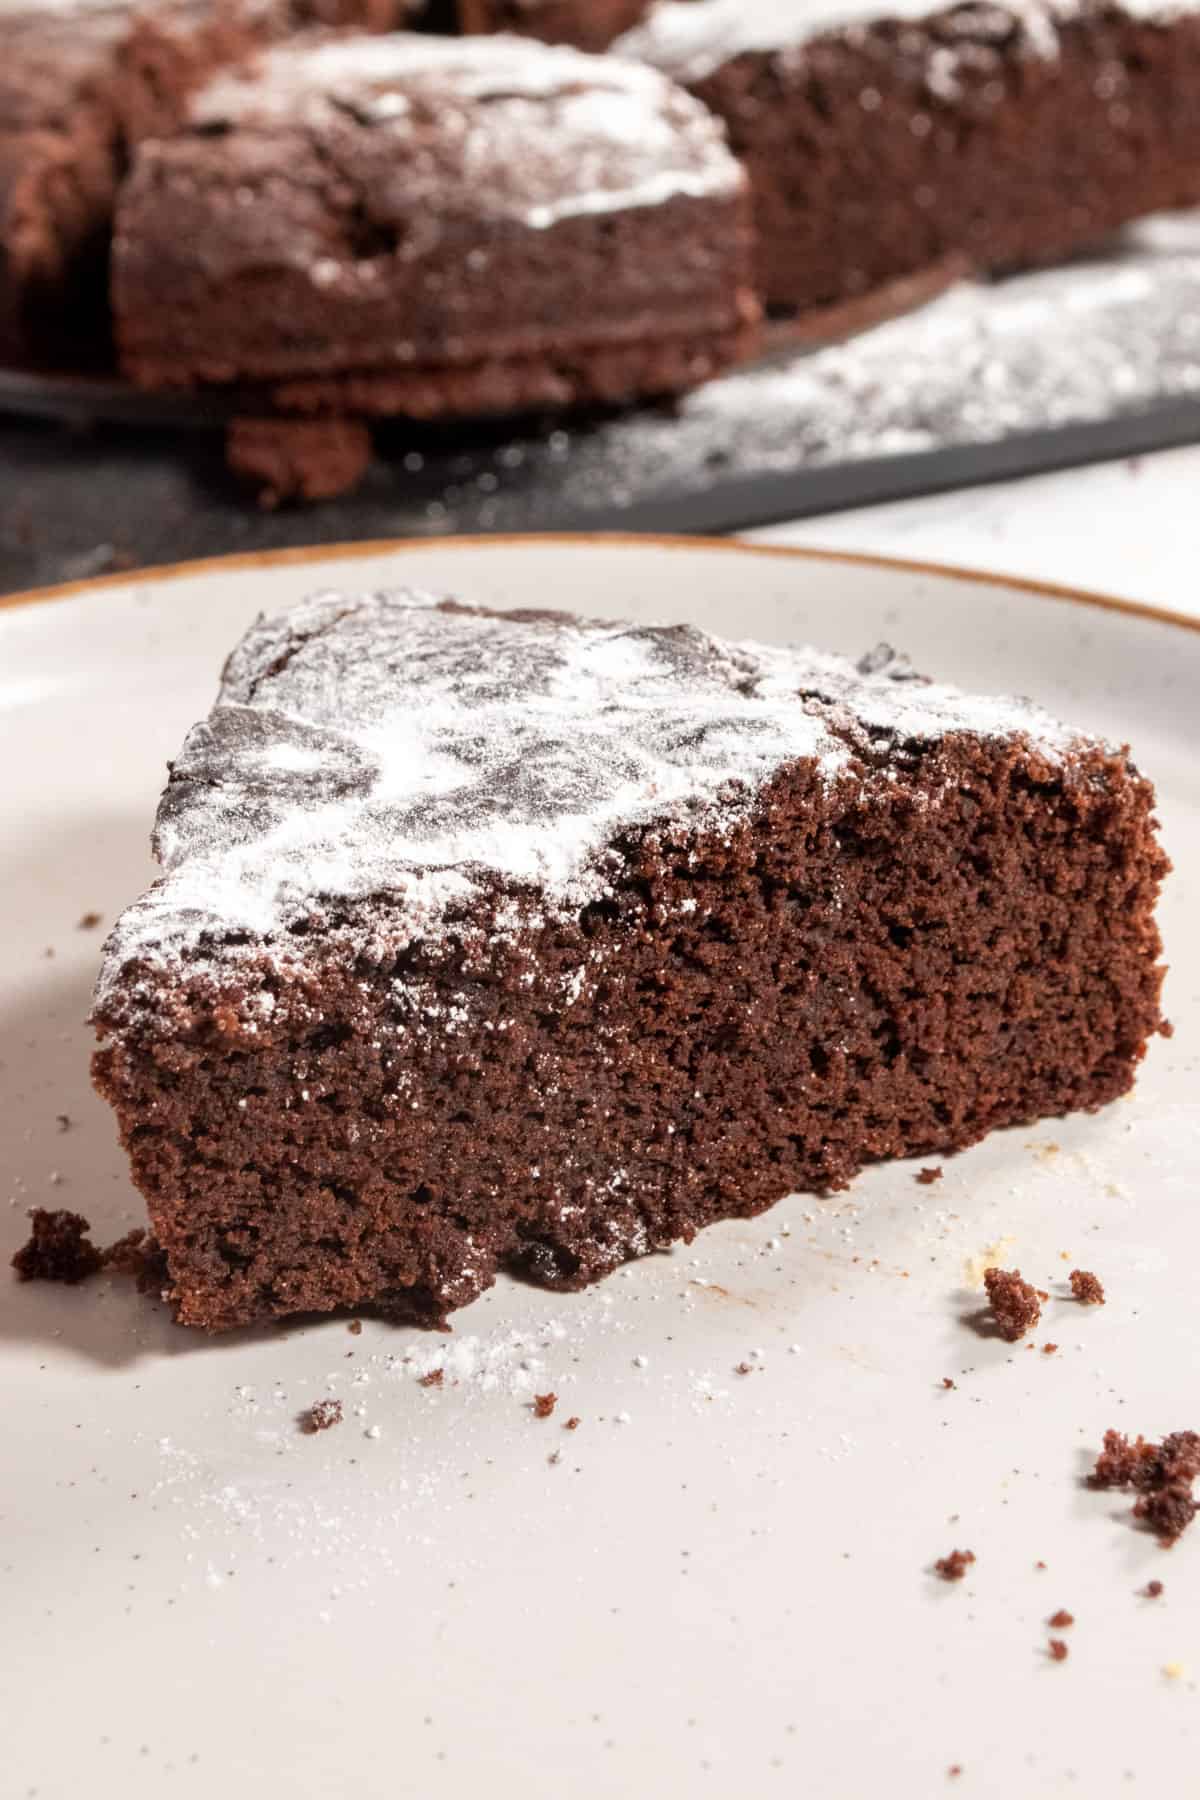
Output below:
[4,214,1200,595]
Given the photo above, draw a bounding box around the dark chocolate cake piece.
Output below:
[92,589,1169,1332]
[0,0,417,364]
[457,0,653,52]
[111,33,757,414]
[616,0,1200,314]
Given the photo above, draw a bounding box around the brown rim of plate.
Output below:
[1,530,1199,638]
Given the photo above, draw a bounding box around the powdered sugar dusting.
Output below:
[191,33,742,231]
[95,589,1090,1012]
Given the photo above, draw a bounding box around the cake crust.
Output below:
[93,591,1169,1331]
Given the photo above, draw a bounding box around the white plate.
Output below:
[3,537,1198,1800]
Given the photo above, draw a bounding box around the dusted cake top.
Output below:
[95,587,1092,1009]
[615,0,1181,82]
[190,32,744,230]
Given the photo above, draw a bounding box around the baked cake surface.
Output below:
[617,0,1200,314]
[112,33,757,412]
[93,589,1169,1330]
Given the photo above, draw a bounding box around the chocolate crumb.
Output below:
[1090,1430,1200,1545]
[942,1377,956,1390]
[1048,1639,1069,1662]
[418,1369,444,1388]
[101,1228,167,1293]
[12,1208,102,1283]
[1036,1560,1047,1570]
[1048,1609,1074,1628]
[55,1114,71,1133]
[77,911,103,930]
[300,1399,343,1433]
[1134,1486,1197,1547]
[1042,1342,1058,1355]
[735,1361,755,1375]
[1142,1580,1164,1599]
[916,1166,943,1185]
[948,1767,963,1780]
[934,1549,975,1582]
[564,1416,581,1431]
[532,1392,557,1419]
[983,1266,1041,1341]
[348,1319,363,1335]
[1090,1429,1200,1494]
[1069,1268,1105,1305]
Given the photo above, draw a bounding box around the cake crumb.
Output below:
[1048,1639,1069,1662]
[532,1392,557,1419]
[55,1114,71,1133]
[12,1209,102,1284]
[948,1767,963,1780]
[77,911,103,930]
[1135,1487,1197,1547]
[942,1377,956,1390]
[564,1416,581,1431]
[1035,1560,1047,1571]
[418,1369,444,1389]
[916,1167,943,1185]
[983,1267,1041,1341]
[300,1399,343,1434]
[1090,1429,1200,1493]
[1042,1342,1058,1355]
[934,1549,975,1582]
[348,1319,363,1335]
[1048,1609,1074,1628]
[1069,1269,1105,1305]
[1090,1429,1200,1546]
[735,1361,755,1375]
[101,1228,167,1293]
[1142,1580,1164,1599]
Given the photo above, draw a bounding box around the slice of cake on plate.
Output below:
[92,588,1169,1331]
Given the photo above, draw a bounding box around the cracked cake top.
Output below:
[94,586,1094,1017]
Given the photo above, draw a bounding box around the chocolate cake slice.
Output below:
[92,589,1169,1332]
[456,0,653,52]
[0,0,417,365]
[111,33,756,415]
[616,0,1200,315]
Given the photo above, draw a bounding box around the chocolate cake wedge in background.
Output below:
[616,0,1200,315]
[92,590,1169,1332]
[0,0,417,365]
[111,33,758,417]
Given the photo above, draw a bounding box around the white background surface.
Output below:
[3,540,1198,1800]
[749,445,1200,619]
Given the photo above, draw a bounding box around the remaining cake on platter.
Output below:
[112,33,758,416]
[0,0,416,362]
[615,0,1200,313]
